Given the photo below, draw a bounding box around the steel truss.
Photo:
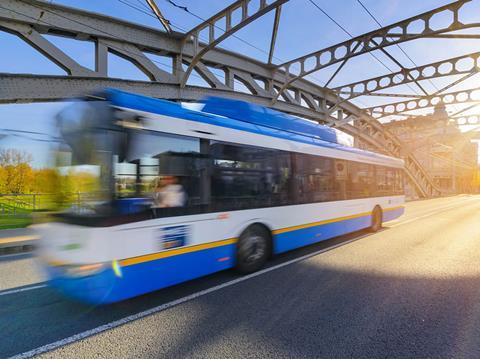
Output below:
[180,0,287,87]
[453,115,480,125]
[1,0,467,197]
[333,52,480,101]
[366,88,480,117]
[274,0,479,100]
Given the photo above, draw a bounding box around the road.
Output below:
[2,195,480,358]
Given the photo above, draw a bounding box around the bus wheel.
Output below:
[370,206,383,232]
[236,224,270,274]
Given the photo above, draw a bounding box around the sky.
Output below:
[1,0,480,166]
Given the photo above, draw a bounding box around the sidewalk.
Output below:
[0,228,38,254]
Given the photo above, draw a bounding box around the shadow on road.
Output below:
[3,227,480,358]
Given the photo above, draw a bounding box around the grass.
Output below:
[0,216,33,230]
[0,194,61,212]
[0,194,61,230]
[0,193,88,230]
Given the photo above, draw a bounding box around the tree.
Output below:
[0,148,34,194]
[32,168,60,194]
[0,149,32,166]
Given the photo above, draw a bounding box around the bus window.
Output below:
[121,129,204,214]
[394,169,404,194]
[348,162,375,199]
[210,142,292,211]
[294,154,338,203]
[376,166,395,196]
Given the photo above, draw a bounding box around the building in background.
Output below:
[381,105,478,198]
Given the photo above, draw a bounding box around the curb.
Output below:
[0,234,38,256]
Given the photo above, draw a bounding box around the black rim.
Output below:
[239,233,266,264]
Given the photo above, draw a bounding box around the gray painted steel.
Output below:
[0,0,445,197]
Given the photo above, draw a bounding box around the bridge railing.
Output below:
[0,193,90,215]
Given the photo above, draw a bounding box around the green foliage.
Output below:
[0,216,32,230]
[0,148,34,194]
[0,148,103,212]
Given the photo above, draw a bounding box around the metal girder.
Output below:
[366,88,480,118]
[0,74,329,121]
[0,20,93,76]
[337,91,423,98]
[323,41,362,88]
[180,0,288,87]
[449,103,480,118]
[453,114,480,125]
[102,38,177,82]
[0,0,443,198]
[274,0,478,99]
[373,41,428,96]
[333,51,480,100]
[382,33,480,40]
[268,5,282,64]
[0,0,345,111]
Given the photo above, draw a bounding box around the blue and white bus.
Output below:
[36,89,405,304]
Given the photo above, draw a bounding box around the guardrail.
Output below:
[0,193,89,214]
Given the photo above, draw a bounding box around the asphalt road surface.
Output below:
[2,195,480,358]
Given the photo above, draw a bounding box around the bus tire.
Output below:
[236,224,271,274]
[370,206,383,232]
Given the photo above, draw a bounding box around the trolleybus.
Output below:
[36,89,405,304]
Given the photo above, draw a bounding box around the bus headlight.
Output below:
[63,263,106,278]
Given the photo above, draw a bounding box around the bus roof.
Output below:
[201,96,338,144]
[104,89,404,167]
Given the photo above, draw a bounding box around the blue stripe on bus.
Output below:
[383,206,405,222]
[273,214,372,254]
[46,206,404,304]
[47,243,236,304]
[105,89,403,167]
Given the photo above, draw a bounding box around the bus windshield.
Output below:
[55,100,123,212]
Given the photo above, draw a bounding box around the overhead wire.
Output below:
[2,1,286,99]
[34,0,343,97]
[4,1,369,111]
[122,0,331,89]
[306,0,421,98]
[117,0,230,58]
[0,129,61,143]
[159,0,345,96]
[0,2,217,86]
[355,0,439,90]
[162,0,279,61]
[134,0,153,12]
[116,0,232,84]
[355,0,466,114]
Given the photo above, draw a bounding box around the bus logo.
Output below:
[160,225,190,249]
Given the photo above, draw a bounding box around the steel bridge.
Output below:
[1,0,479,197]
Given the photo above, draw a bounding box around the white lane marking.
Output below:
[388,198,479,228]
[0,252,34,260]
[9,232,372,359]
[0,284,47,297]
[10,197,480,358]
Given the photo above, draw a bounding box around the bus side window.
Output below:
[347,162,375,199]
[375,166,397,196]
[294,154,337,203]
[210,141,293,211]
[120,129,204,215]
